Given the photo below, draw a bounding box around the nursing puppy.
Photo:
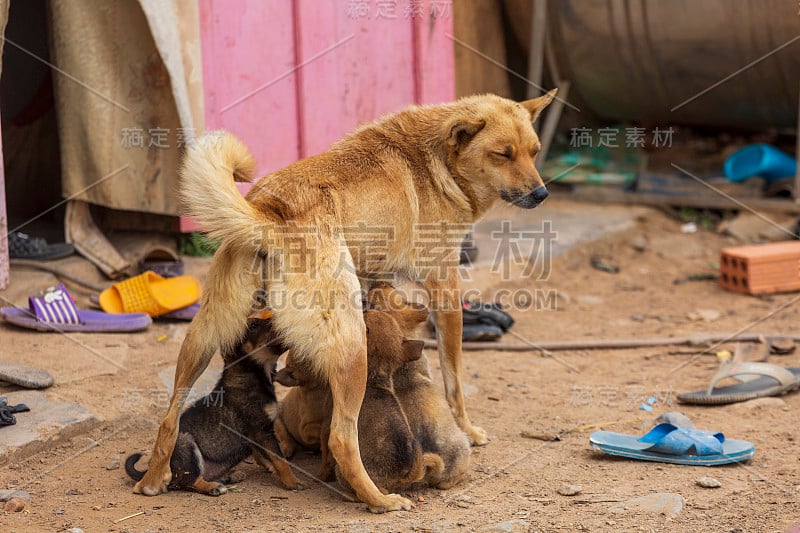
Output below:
[277,310,442,492]
[272,286,432,460]
[136,91,557,512]
[367,283,471,489]
[125,319,303,495]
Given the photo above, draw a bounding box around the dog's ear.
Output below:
[446,117,486,149]
[401,338,425,363]
[520,88,558,123]
[275,367,299,387]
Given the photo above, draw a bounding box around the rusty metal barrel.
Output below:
[541,0,800,130]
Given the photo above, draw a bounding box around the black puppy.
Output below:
[126,318,304,495]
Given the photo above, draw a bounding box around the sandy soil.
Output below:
[1,201,799,532]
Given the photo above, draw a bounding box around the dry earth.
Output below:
[1,200,799,532]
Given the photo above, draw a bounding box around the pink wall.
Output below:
[182,0,454,232]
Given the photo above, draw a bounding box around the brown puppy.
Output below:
[125,319,302,495]
[135,91,557,512]
[278,310,440,492]
[272,284,432,461]
[273,363,327,459]
[367,284,471,489]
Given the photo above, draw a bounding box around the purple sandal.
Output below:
[1,284,152,333]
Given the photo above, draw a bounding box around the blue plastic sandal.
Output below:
[590,422,754,465]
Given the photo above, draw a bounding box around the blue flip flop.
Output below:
[590,422,755,465]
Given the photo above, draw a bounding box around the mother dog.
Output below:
[134,90,556,512]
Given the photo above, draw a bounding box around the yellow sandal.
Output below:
[99,271,202,317]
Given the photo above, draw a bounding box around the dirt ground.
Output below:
[1,200,799,532]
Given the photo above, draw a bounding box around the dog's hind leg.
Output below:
[274,236,412,513]
[134,246,258,496]
[425,272,488,446]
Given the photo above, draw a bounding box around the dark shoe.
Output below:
[9,232,74,261]
[0,397,30,427]
[460,232,478,265]
[462,301,514,332]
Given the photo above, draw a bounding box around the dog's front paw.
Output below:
[209,484,228,496]
[467,424,488,446]
[285,480,306,491]
[367,493,413,514]
[133,479,168,496]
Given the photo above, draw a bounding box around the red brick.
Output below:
[720,241,800,295]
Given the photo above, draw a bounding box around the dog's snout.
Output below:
[532,186,549,203]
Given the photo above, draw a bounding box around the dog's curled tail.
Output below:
[179,131,271,252]
[124,453,147,481]
[401,450,445,487]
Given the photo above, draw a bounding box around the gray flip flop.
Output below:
[677,361,800,405]
[0,361,54,389]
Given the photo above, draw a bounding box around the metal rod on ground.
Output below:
[424,333,800,352]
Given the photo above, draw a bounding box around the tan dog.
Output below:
[367,283,471,489]
[133,91,556,512]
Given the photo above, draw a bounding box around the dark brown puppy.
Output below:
[367,283,471,489]
[126,319,303,495]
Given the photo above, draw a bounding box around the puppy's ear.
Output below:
[520,88,558,123]
[275,367,299,387]
[446,117,486,149]
[409,303,430,324]
[401,339,425,363]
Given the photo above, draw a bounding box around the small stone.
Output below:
[696,476,721,488]
[91,505,101,511]
[576,295,603,305]
[681,222,697,234]
[67,528,85,533]
[4,498,26,512]
[687,309,720,322]
[631,313,645,322]
[768,337,795,355]
[557,484,582,496]
[630,235,648,252]
[65,489,83,496]
[417,495,425,503]
[0,489,30,502]
[106,459,120,470]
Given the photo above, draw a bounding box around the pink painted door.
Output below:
[199,0,301,174]
[183,0,453,232]
[296,0,454,156]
